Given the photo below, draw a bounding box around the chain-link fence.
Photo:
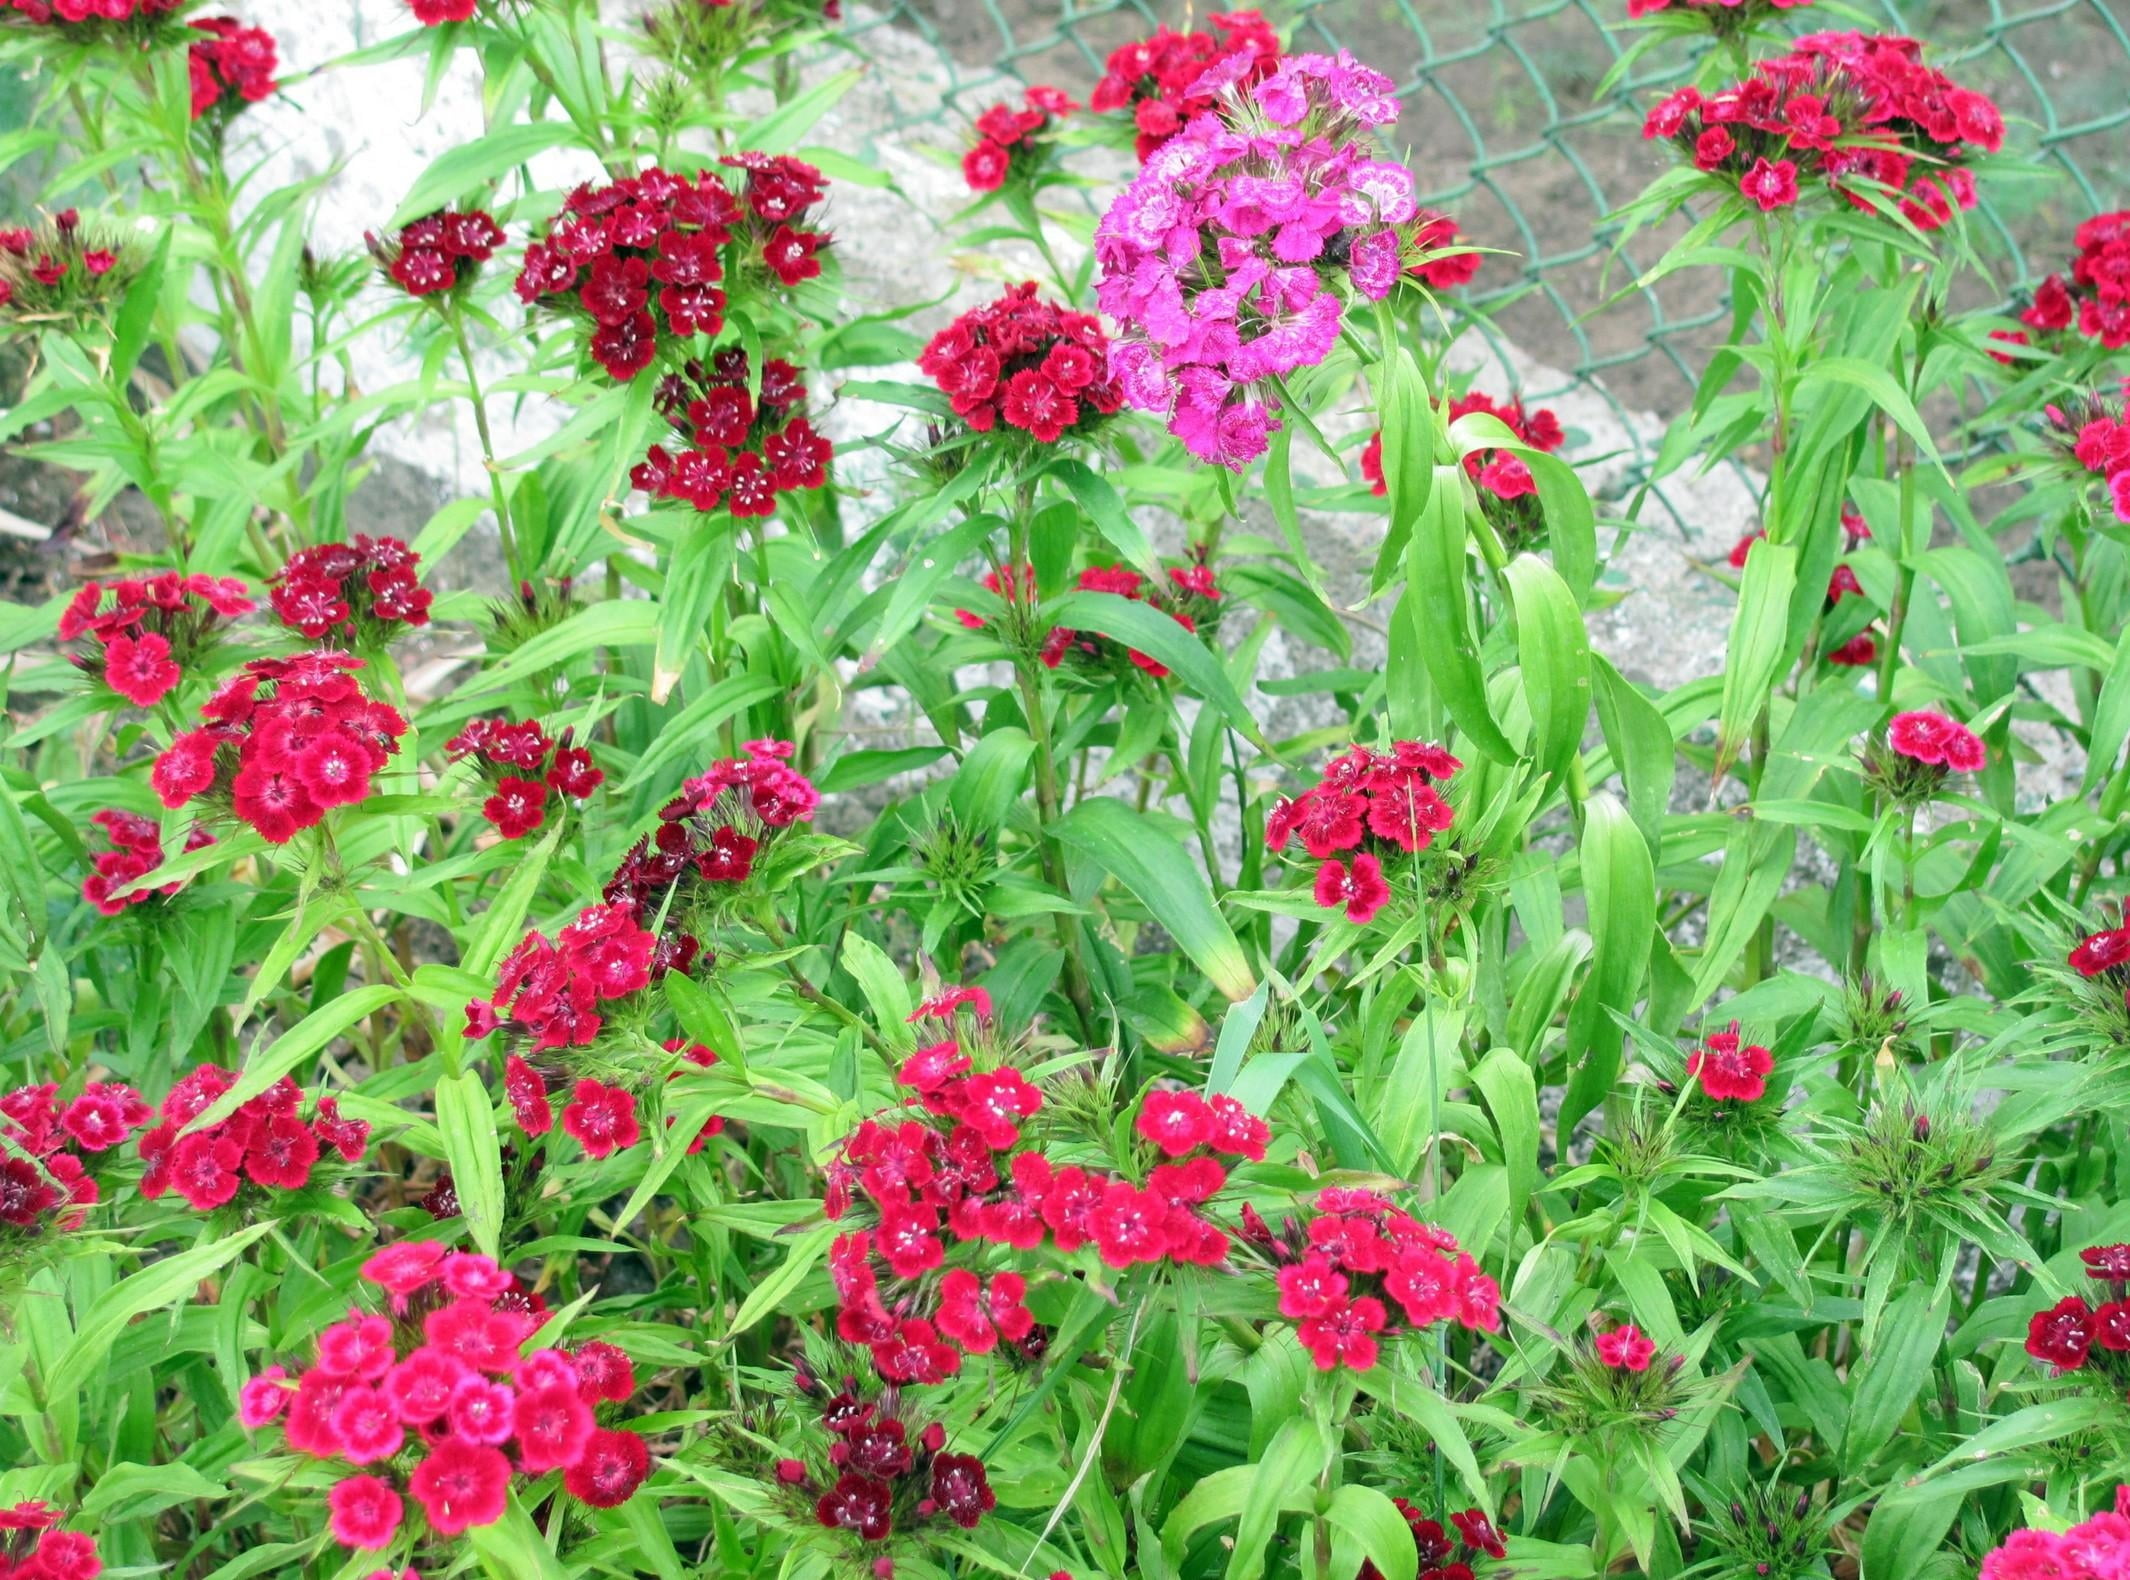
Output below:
[861,0,2130,457]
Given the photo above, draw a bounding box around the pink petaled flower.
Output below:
[1888,709,1987,772]
[1595,1323,1657,1372]
[1685,1021,1773,1102]
[1135,1089,1214,1158]
[1313,853,1391,924]
[560,1079,640,1159]
[564,1428,651,1508]
[1740,156,1801,211]
[513,1382,596,1473]
[407,1438,512,1536]
[238,1365,293,1428]
[327,1474,404,1551]
[362,1239,448,1300]
[1296,1292,1388,1371]
[102,630,183,707]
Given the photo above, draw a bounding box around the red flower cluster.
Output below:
[781,1370,996,1544]
[1266,741,1460,925]
[628,349,832,517]
[0,209,127,319]
[1979,1494,2130,1580]
[188,16,277,120]
[0,0,182,25]
[2023,1244,2130,1375]
[270,534,432,642]
[445,717,604,840]
[1365,390,1563,544]
[958,559,1220,679]
[241,1245,648,1554]
[367,208,505,299]
[2070,920,2130,981]
[961,86,1076,192]
[408,0,476,21]
[60,571,253,708]
[152,652,409,843]
[0,1504,102,1580]
[1408,209,1481,291]
[604,738,820,923]
[1644,32,2004,230]
[137,1065,368,1212]
[2049,390,2130,526]
[469,900,664,1057]
[1687,1020,1773,1102]
[823,993,1268,1384]
[1887,709,1986,773]
[919,281,1121,442]
[515,158,830,381]
[1365,1499,1507,1580]
[1596,1322,1658,1371]
[1262,1188,1501,1371]
[2024,213,2130,351]
[1089,9,1281,160]
[82,807,213,915]
[0,1079,147,1237]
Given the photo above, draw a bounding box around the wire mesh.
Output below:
[855,0,2130,484]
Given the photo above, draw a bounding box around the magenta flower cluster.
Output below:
[1095,50,1413,470]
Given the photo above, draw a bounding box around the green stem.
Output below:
[449,309,524,583]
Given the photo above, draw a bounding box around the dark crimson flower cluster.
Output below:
[960,85,1077,192]
[2047,387,2130,526]
[1266,741,1461,925]
[366,208,505,299]
[469,901,665,1058]
[81,807,213,915]
[0,1079,147,1238]
[956,559,1221,681]
[918,281,1121,442]
[1365,389,1564,547]
[515,158,830,381]
[2023,1243,2130,1376]
[0,210,131,321]
[779,1368,996,1544]
[137,1064,369,1212]
[0,1502,103,1580]
[604,738,820,925]
[1361,1497,1508,1580]
[406,0,476,22]
[240,1243,649,1555]
[0,0,182,26]
[1089,9,1281,160]
[1687,1020,1774,1103]
[822,989,1268,1385]
[1643,31,2003,229]
[1259,1188,1501,1371]
[2023,212,2130,351]
[1981,1493,2130,1580]
[1730,507,1879,666]
[187,16,277,121]
[445,717,604,840]
[59,570,254,708]
[628,349,832,518]
[270,534,433,642]
[1408,209,1481,291]
[152,652,409,843]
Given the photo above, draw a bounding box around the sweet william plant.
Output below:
[0,1,2125,1579]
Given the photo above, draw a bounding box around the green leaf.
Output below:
[946,728,1034,836]
[467,1491,571,1580]
[185,985,400,1135]
[1472,1045,1541,1209]
[1715,541,1796,780]
[1325,1485,1419,1580]
[725,1222,837,1340]
[48,1222,274,1405]
[436,1069,507,1260]
[1844,1282,1948,1473]
[1504,553,1592,791]
[739,68,862,153]
[1048,457,1160,581]
[1408,478,1516,764]
[389,122,578,226]
[1561,794,1656,1139]
[1044,590,1264,748]
[1053,798,1256,1002]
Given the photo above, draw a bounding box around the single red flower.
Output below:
[1595,1323,1657,1371]
[407,1438,511,1535]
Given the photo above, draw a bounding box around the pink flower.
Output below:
[1741,157,1800,211]
[407,1440,511,1536]
[1296,1292,1387,1371]
[1313,853,1391,924]
[328,1474,403,1551]
[1595,1323,1657,1372]
[1135,1090,1214,1157]
[563,1428,651,1508]
[560,1079,639,1158]
[238,1366,292,1428]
